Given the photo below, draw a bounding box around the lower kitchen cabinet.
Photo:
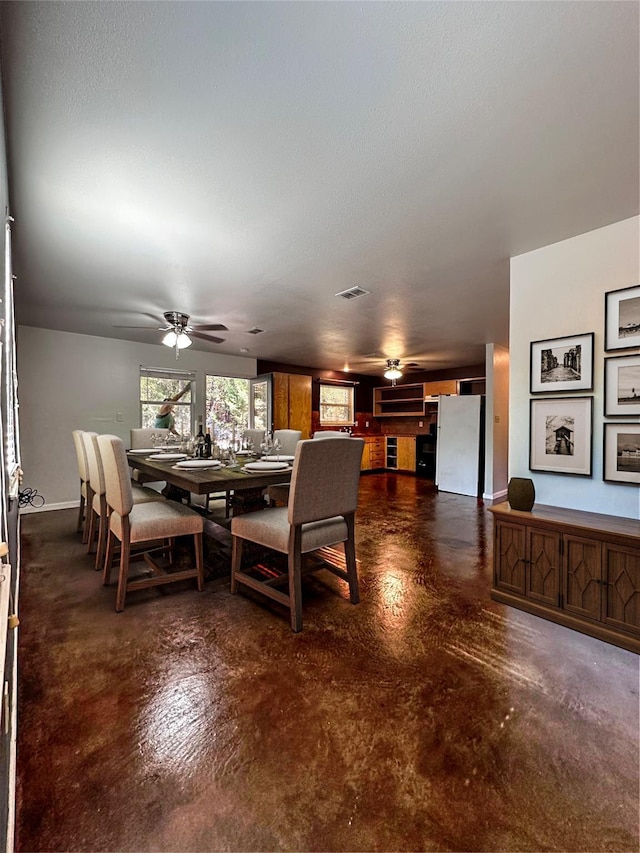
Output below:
[396,436,416,472]
[361,437,385,471]
[489,502,640,653]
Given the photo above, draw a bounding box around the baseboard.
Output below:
[483,488,507,502]
[19,500,78,515]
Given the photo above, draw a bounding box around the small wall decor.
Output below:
[603,422,640,484]
[605,285,640,351]
[530,332,594,393]
[529,396,593,476]
[604,353,640,417]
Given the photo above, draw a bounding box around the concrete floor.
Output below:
[15,474,640,852]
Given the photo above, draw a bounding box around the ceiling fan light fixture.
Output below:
[384,358,402,385]
[162,330,192,349]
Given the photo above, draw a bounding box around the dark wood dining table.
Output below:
[127,452,292,515]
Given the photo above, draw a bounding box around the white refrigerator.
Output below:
[435,395,484,497]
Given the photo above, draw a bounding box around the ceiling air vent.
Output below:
[335,286,371,300]
[248,327,265,335]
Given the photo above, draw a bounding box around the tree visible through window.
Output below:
[319,384,354,425]
[140,368,195,435]
[206,375,250,446]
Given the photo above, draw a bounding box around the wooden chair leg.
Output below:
[344,515,360,604]
[115,536,131,612]
[77,492,85,533]
[103,530,116,586]
[95,515,108,571]
[86,509,96,555]
[288,529,303,632]
[194,533,204,591]
[230,536,243,593]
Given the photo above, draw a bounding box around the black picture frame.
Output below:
[529,396,593,477]
[603,423,640,485]
[529,332,594,394]
[604,353,640,417]
[605,285,640,352]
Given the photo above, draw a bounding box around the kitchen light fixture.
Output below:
[384,358,402,385]
[162,328,192,354]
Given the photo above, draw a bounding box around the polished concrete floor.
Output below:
[15,474,640,852]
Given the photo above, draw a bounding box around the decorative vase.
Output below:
[507,477,535,512]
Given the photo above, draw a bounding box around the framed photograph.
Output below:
[605,285,640,351]
[529,396,593,476]
[530,333,594,393]
[603,423,640,485]
[604,354,640,416]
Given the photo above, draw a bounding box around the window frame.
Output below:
[139,367,196,435]
[318,382,355,426]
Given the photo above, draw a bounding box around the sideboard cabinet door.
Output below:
[603,544,640,637]
[494,521,526,595]
[563,535,602,621]
[526,528,561,606]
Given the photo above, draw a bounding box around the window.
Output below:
[140,367,195,435]
[206,375,250,446]
[319,383,355,425]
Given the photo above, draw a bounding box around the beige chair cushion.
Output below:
[110,499,203,544]
[273,429,301,455]
[72,429,89,481]
[288,438,364,525]
[232,506,347,554]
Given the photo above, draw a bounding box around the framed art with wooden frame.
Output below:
[530,332,594,394]
[605,285,640,352]
[603,423,640,485]
[529,396,593,476]
[604,353,640,416]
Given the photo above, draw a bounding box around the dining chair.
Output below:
[72,430,90,541]
[313,430,346,438]
[272,429,301,455]
[231,437,365,632]
[130,427,171,487]
[98,434,205,612]
[243,429,265,451]
[82,431,164,572]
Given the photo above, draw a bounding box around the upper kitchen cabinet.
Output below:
[250,373,312,438]
[373,384,425,417]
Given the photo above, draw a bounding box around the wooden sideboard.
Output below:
[489,502,640,654]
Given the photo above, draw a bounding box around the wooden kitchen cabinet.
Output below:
[251,372,312,438]
[361,436,385,471]
[489,502,640,653]
[396,436,416,471]
[373,384,424,417]
[423,379,458,396]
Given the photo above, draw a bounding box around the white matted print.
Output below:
[530,332,594,394]
[603,423,640,485]
[604,354,640,417]
[529,397,593,476]
[605,285,640,351]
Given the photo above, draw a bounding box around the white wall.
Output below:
[510,216,640,519]
[484,343,509,501]
[17,326,257,509]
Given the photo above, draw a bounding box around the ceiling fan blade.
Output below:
[190,330,226,344]
[113,324,163,330]
[191,323,229,332]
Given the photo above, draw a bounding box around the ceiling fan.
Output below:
[115,311,262,358]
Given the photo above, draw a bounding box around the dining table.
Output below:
[127,451,294,580]
[126,451,293,516]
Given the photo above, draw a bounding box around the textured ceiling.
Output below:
[0,1,638,375]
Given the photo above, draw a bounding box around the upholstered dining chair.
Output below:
[97,434,205,612]
[72,430,90,541]
[243,429,265,451]
[272,429,302,455]
[313,430,346,438]
[130,427,171,487]
[82,431,164,572]
[231,437,365,632]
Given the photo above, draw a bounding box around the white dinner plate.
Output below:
[174,459,222,469]
[128,448,156,455]
[146,452,188,461]
[243,461,291,472]
[261,454,295,462]
[235,450,254,456]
